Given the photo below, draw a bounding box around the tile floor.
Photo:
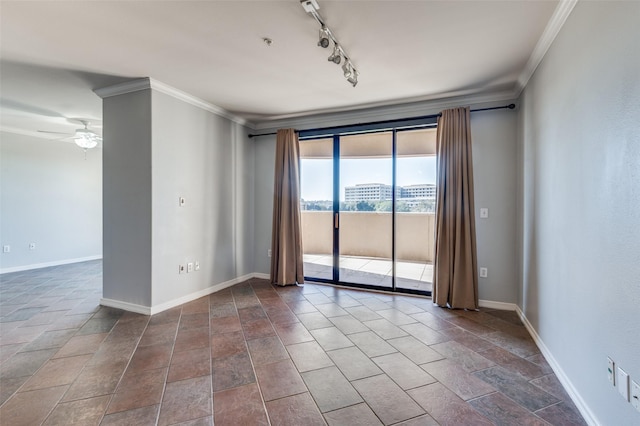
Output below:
[0,261,587,425]
[303,255,433,292]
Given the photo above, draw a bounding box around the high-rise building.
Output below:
[345,183,436,201]
[345,183,393,201]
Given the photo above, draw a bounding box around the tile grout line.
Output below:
[233,282,273,426]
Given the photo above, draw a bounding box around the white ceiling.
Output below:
[1,0,561,137]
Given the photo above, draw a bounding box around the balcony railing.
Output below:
[301,211,434,291]
[301,211,435,262]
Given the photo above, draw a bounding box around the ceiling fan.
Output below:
[38,120,102,150]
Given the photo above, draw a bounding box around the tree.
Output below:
[356,201,375,211]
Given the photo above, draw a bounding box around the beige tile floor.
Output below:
[304,255,433,292]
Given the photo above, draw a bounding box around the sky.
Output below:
[301,157,437,201]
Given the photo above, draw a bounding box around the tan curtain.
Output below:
[433,107,479,309]
[270,129,304,286]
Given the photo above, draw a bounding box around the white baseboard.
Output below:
[100,272,267,316]
[479,299,518,311]
[99,298,152,315]
[253,272,270,280]
[0,255,103,274]
[148,273,257,315]
[515,306,599,426]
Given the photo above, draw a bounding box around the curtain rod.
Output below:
[248,103,516,138]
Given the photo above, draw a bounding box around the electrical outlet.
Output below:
[187,262,194,273]
[617,367,629,401]
[267,249,272,257]
[195,261,200,271]
[178,265,185,274]
[479,267,488,278]
[631,380,640,412]
[29,243,36,250]
[607,357,615,386]
[3,245,10,253]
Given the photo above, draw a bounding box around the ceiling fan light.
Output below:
[75,135,98,150]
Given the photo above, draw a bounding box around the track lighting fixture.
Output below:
[300,0,359,87]
[327,44,342,64]
[318,26,330,48]
[342,61,358,87]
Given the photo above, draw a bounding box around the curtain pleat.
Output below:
[270,129,304,286]
[433,107,479,309]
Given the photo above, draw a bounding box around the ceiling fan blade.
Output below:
[37,130,73,135]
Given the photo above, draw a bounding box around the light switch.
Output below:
[480,208,489,218]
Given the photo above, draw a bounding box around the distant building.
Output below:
[345,183,394,201]
[345,183,435,202]
[400,184,436,199]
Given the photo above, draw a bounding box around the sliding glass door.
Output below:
[300,128,436,295]
[299,138,333,281]
[339,132,393,288]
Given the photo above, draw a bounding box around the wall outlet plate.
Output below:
[607,357,615,385]
[479,267,488,278]
[617,367,629,401]
[179,265,185,274]
[179,197,186,207]
[631,380,640,412]
[195,261,200,271]
[3,245,10,253]
[29,243,36,250]
[480,208,489,218]
[187,262,194,273]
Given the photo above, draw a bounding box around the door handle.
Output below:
[334,213,339,229]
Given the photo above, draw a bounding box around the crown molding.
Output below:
[252,89,517,133]
[516,0,578,96]
[94,78,251,127]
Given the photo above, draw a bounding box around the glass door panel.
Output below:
[339,132,393,288]
[395,129,437,292]
[300,138,334,280]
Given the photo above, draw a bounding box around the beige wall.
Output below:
[301,211,435,262]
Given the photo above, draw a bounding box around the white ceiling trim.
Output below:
[252,89,517,134]
[94,78,250,127]
[516,0,579,95]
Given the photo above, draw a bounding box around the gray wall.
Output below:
[253,109,519,304]
[102,86,254,309]
[102,90,153,306]
[0,132,102,272]
[254,134,277,275]
[517,2,640,424]
[472,110,518,303]
[150,91,254,306]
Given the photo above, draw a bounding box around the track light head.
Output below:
[318,26,330,48]
[328,45,342,64]
[342,61,352,78]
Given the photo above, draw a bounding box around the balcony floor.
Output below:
[303,254,433,293]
